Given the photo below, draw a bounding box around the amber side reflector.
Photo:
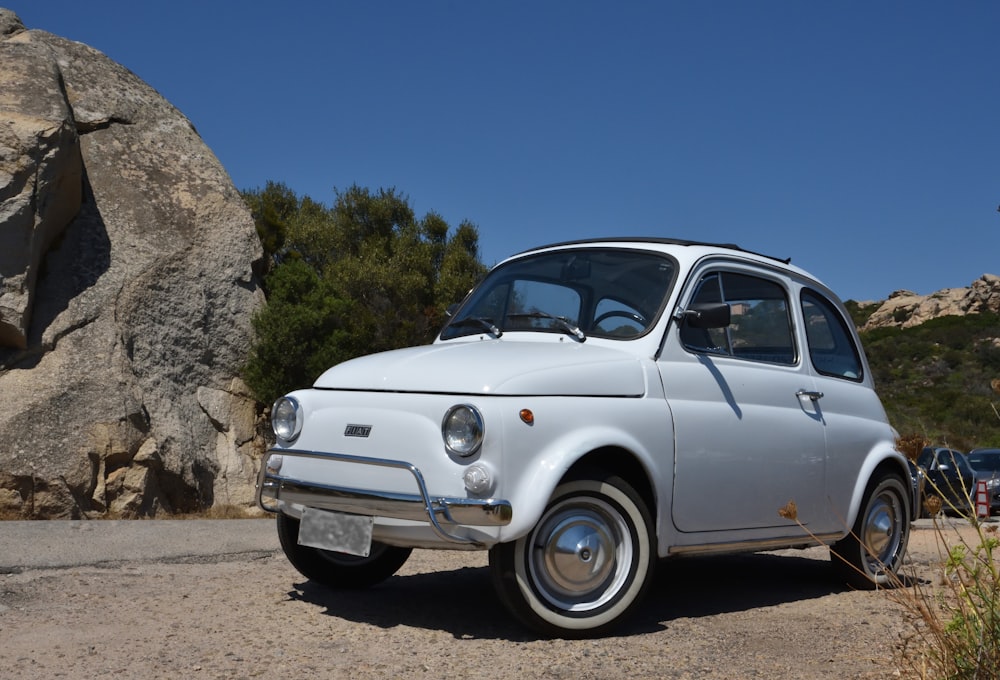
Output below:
[519,409,534,425]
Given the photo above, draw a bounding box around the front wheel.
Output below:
[276,513,412,588]
[831,473,910,589]
[489,472,656,638]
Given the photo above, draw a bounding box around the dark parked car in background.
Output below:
[967,448,1000,515]
[916,447,976,516]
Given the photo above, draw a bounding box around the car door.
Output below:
[798,287,896,533]
[662,265,828,533]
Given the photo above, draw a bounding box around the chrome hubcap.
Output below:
[542,512,614,594]
[863,491,901,568]
[529,498,631,611]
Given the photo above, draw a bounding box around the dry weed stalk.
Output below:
[779,429,1000,679]
[890,433,1000,677]
[890,517,1000,680]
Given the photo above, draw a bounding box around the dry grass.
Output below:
[863,430,1000,678]
[893,431,1000,680]
[0,504,267,521]
[893,517,1000,679]
[780,428,1000,678]
[170,504,268,520]
[783,500,1000,678]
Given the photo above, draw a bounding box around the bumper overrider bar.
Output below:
[256,448,513,546]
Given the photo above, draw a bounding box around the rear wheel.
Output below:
[489,471,655,637]
[831,473,910,589]
[276,513,412,588]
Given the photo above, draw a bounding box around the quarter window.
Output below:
[682,271,795,365]
[801,289,863,380]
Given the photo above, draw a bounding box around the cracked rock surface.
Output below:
[0,8,265,518]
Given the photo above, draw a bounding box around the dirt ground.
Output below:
[0,521,985,680]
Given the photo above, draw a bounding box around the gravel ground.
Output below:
[0,519,984,679]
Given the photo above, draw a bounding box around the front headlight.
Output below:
[442,404,484,457]
[271,396,302,442]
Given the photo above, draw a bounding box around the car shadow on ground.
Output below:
[638,550,845,623]
[286,548,855,641]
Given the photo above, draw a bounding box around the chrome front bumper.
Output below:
[256,448,512,546]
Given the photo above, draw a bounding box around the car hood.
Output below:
[313,340,647,396]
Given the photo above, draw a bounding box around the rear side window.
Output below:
[681,271,795,365]
[801,289,863,381]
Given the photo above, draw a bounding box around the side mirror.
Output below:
[683,302,731,329]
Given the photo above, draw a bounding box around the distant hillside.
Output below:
[857,274,1000,331]
[845,275,1000,451]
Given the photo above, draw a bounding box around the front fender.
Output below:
[497,412,671,542]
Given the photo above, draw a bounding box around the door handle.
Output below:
[796,390,824,401]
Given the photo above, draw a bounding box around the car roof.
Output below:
[919,447,967,462]
[517,237,792,265]
[509,237,829,285]
[496,236,845,306]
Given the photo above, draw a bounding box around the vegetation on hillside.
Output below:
[240,182,487,405]
[853,309,1000,450]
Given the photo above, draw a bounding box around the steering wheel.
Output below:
[592,310,647,328]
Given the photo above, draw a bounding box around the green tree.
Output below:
[436,221,485,306]
[242,184,487,404]
[242,259,359,405]
[240,181,299,278]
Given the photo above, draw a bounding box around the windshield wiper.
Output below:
[449,316,502,338]
[506,312,586,342]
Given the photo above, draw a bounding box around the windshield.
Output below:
[440,248,677,341]
[968,451,1000,473]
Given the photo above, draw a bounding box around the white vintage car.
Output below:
[257,237,916,637]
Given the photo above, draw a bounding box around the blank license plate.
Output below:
[298,508,373,557]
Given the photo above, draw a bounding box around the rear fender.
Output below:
[842,450,916,533]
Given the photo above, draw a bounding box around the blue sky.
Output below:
[11,1,998,302]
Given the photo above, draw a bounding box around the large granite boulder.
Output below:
[0,9,266,518]
[862,274,1000,331]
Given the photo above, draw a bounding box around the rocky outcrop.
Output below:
[862,274,1000,331]
[0,11,82,349]
[0,10,266,518]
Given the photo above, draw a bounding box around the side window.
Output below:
[801,289,862,380]
[680,273,729,353]
[916,448,933,470]
[682,271,795,365]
